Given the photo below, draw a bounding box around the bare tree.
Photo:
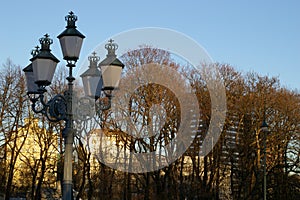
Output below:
[0,60,30,199]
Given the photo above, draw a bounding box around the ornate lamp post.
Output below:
[23,12,124,200]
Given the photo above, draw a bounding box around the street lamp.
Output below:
[80,39,124,99]
[261,118,269,200]
[23,11,124,200]
[57,11,85,62]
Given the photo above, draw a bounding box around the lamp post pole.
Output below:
[23,12,124,200]
[62,62,76,199]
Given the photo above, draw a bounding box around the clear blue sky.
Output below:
[0,0,299,89]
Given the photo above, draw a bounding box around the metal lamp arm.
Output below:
[30,92,68,123]
[30,94,44,114]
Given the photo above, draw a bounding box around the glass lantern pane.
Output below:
[24,70,39,93]
[32,58,58,84]
[82,76,102,98]
[101,65,122,89]
[59,36,83,60]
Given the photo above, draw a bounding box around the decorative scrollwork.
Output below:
[30,93,45,114]
[95,96,112,112]
[74,96,95,121]
[29,90,111,123]
[30,92,67,122]
[47,94,67,121]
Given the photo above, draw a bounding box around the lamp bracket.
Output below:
[30,91,67,122]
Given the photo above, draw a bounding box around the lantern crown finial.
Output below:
[31,46,40,57]
[105,39,118,57]
[39,34,53,51]
[58,11,85,62]
[65,11,78,28]
[88,51,100,67]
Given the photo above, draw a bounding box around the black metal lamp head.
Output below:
[23,46,40,94]
[30,34,60,87]
[57,11,85,62]
[81,52,102,99]
[98,39,125,91]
